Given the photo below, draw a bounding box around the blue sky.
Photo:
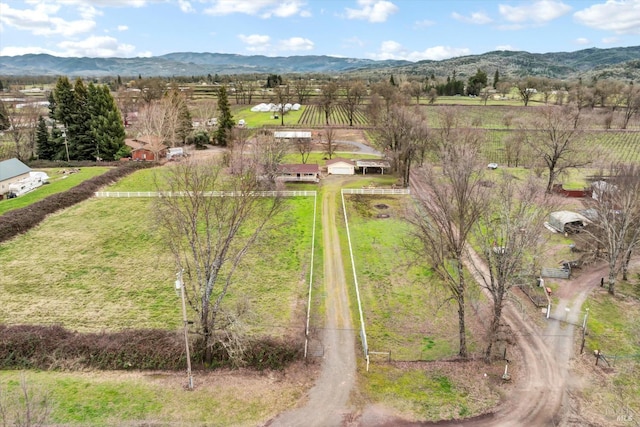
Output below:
[1,0,639,60]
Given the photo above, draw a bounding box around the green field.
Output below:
[0,168,317,334]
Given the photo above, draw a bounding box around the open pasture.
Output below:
[0,168,317,336]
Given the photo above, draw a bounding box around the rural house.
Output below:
[326,158,355,175]
[276,164,320,183]
[0,158,31,199]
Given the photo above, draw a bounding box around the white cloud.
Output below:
[0,2,95,37]
[56,35,136,57]
[451,11,492,24]
[345,0,398,23]
[117,25,128,31]
[178,0,194,13]
[499,0,572,24]
[238,33,272,52]
[204,0,310,18]
[342,36,365,48]
[368,40,470,61]
[602,36,619,44]
[495,44,514,51]
[575,37,590,45]
[574,0,640,34]
[279,37,314,51]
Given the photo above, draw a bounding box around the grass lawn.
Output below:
[340,189,482,361]
[0,369,309,427]
[0,170,317,334]
[0,167,111,215]
[232,105,305,128]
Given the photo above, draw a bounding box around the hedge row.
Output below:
[0,162,151,243]
[0,325,303,371]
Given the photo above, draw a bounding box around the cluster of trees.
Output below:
[35,77,127,161]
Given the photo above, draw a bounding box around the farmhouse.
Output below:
[0,158,31,199]
[326,158,355,175]
[125,135,167,161]
[355,159,391,175]
[276,164,320,183]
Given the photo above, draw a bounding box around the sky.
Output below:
[1,0,639,61]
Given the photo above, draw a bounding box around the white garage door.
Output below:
[330,167,353,175]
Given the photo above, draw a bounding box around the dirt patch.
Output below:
[374,204,389,209]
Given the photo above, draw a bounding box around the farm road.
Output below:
[268,179,356,427]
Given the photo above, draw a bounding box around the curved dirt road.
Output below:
[269,180,356,426]
[407,172,588,427]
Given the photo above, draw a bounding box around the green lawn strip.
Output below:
[0,196,315,335]
[282,151,381,165]
[580,280,640,417]
[0,370,302,426]
[232,105,305,128]
[104,167,163,192]
[340,194,458,360]
[0,167,112,215]
[361,364,497,421]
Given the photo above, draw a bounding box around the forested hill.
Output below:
[0,46,639,80]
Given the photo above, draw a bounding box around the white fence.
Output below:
[342,188,410,195]
[95,191,317,198]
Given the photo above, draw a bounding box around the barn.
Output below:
[125,136,167,161]
[326,158,355,175]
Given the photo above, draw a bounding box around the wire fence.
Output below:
[95,190,318,198]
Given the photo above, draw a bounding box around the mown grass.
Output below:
[0,370,304,427]
[0,167,111,215]
[0,170,316,334]
[362,365,491,420]
[232,105,306,128]
[340,190,469,360]
[282,151,380,165]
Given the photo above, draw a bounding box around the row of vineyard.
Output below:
[297,104,368,127]
[482,130,640,166]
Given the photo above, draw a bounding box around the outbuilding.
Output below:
[548,211,590,234]
[326,158,355,175]
[0,158,31,198]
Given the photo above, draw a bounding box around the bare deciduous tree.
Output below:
[4,103,40,161]
[319,81,339,125]
[410,140,488,358]
[153,158,282,364]
[471,175,551,361]
[342,80,366,126]
[583,164,640,295]
[252,129,290,184]
[521,105,594,193]
[0,373,53,427]
[322,126,337,160]
[620,82,640,130]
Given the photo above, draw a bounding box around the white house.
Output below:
[326,158,355,175]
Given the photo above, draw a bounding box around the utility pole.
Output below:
[176,270,194,390]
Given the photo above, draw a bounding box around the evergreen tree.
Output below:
[88,83,126,160]
[36,116,56,160]
[53,76,75,130]
[0,80,4,91]
[214,86,234,146]
[69,78,95,160]
[389,74,396,86]
[493,69,500,89]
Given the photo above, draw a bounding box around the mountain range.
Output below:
[1,46,639,81]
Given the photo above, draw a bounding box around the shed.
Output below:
[548,211,590,234]
[355,159,391,175]
[0,158,31,198]
[326,158,355,175]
